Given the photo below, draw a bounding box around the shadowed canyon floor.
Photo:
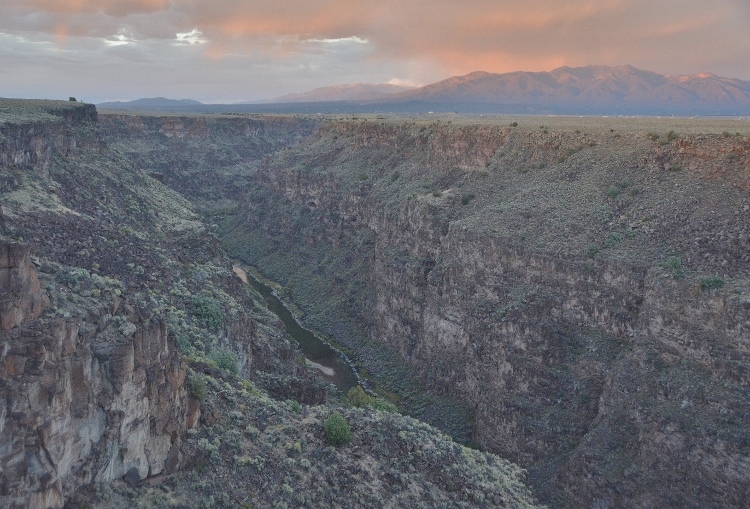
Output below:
[2,99,749,507]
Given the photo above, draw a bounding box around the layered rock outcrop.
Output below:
[0,241,192,509]
[0,242,49,329]
[0,103,97,177]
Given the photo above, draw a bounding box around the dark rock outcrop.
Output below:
[0,243,192,508]
[0,242,49,329]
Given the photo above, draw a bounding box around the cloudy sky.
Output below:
[2,0,749,103]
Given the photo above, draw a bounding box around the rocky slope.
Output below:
[218,118,750,507]
[0,101,542,508]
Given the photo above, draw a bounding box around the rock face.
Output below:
[226,120,750,508]
[0,103,98,177]
[0,242,49,329]
[0,241,192,509]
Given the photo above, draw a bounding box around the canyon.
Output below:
[219,118,750,508]
[1,99,748,507]
[0,100,540,508]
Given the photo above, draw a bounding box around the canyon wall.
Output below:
[227,120,750,507]
[0,103,98,178]
[0,104,324,507]
[0,240,193,509]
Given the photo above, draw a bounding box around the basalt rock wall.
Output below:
[233,120,750,508]
[0,104,98,178]
[0,241,193,509]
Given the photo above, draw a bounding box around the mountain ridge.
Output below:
[94,65,750,115]
[385,65,750,113]
[97,97,203,109]
[259,82,416,104]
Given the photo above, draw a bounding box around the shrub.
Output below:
[587,245,599,258]
[510,122,518,127]
[324,413,351,446]
[192,296,224,332]
[607,186,620,198]
[187,375,207,401]
[662,256,682,278]
[666,130,678,141]
[604,232,622,248]
[372,399,397,413]
[461,193,476,205]
[346,386,374,408]
[432,191,443,198]
[210,348,239,375]
[700,276,725,291]
[647,132,660,141]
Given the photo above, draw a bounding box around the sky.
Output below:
[1,0,749,103]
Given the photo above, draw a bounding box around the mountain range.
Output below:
[97,65,750,115]
[260,83,415,103]
[391,65,750,114]
[97,97,203,109]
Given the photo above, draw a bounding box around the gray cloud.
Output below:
[1,1,749,102]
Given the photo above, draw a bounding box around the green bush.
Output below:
[461,193,475,205]
[192,296,224,332]
[372,399,397,413]
[666,130,678,141]
[346,386,374,408]
[604,232,622,248]
[187,375,206,401]
[606,186,620,198]
[700,276,725,291]
[210,348,239,375]
[324,413,351,446]
[662,256,682,278]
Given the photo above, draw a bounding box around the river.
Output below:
[233,265,359,393]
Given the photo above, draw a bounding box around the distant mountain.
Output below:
[263,83,415,103]
[97,97,203,109]
[91,66,750,115]
[386,65,750,115]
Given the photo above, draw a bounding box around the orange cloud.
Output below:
[3,0,750,78]
[26,0,170,16]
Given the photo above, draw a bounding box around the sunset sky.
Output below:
[2,0,750,103]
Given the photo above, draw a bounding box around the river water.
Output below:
[233,265,359,392]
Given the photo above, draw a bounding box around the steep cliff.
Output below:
[0,100,98,178]
[0,241,191,508]
[97,113,319,211]
[223,118,750,507]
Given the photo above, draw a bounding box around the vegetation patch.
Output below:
[324,413,352,446]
